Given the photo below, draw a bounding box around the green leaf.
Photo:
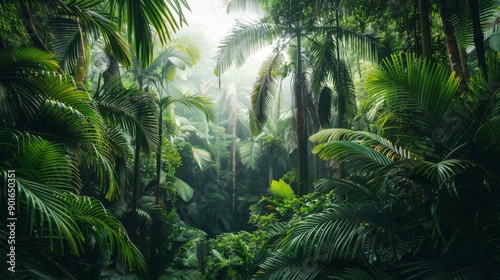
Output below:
[270,179,295,200]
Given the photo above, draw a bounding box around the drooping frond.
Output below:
[110,0,190,68]
[249,51,285,135]
[238,138,263,169]
[63,194,149,279]
[452,0,497,48]
[172,91,216,122]
[307,31,338,93]
[313,140,393,179]
[165,174,194,202]
[191,146,212,170]
[50,5,132,70]
[279,202,394,264]
[0,47,60,71]
[94,85,159,154]
[317,86,332,127]
[313,178,378,203]
[214,19,275,76]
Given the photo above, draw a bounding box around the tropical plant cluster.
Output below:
[1,0,500,279]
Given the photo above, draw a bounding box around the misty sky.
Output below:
[183,0,244,41]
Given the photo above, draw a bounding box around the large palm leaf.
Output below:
[0,47,120,198]
[49,1,132,72]
[214,19,276,76]
[94,83,159,154]
[249,51,285,135]
[366,53,464,154]
[110,0,190,68]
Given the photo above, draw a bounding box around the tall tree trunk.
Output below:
[460,47,470,84]
[131,139,141,237]
[230,111,236,217]
[335,1,346,179]
[295,32,308,196]
[419,0,433,59]
[439,0,464,77]
[335,4,344,129]
[469,0,488,81]
[268,163,273,187]
[356,55,362,80]
[156,105,163,204]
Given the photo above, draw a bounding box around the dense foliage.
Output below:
[1,0,500,279]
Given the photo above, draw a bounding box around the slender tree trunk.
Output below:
[156,105,163,204]
[469,0,488,81]
[356,55,362,80]
[131,139,140,236]
[439,0,465,79]
[419,0,432,59]
[295,31,308,196]
[335,1,346,179]
[460,47,470,84]
[335,5,344,129]
[268,164,273,187]
[230,112,236,217]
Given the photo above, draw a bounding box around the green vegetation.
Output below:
[1,0,500,279]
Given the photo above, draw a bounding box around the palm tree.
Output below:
[93,79,159,234]
[128,37,215,204]
[257,52,500,279]
[0,47,148,279]
[12,0,132,86]
[214,0,375,195]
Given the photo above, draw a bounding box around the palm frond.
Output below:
[49,17,82,73]
[191,146,212,170]
[452,0,497,48]
[313,178,378,203]
[95,86,159,154]
[239,139,263,169]
[214,19,275,76]
[413,159,479,186]
[366,53,461,148]
[0,47,60,71]
[173,91,216,122]
[111,0,190,68]
[165,174,194,202]
[259,251,324,280]
[64,194,149,279]
[307,32,338,93]
[250,51,285,135]
[312,141,392,178]
[318,86,332,127]
[280,202,393,263]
